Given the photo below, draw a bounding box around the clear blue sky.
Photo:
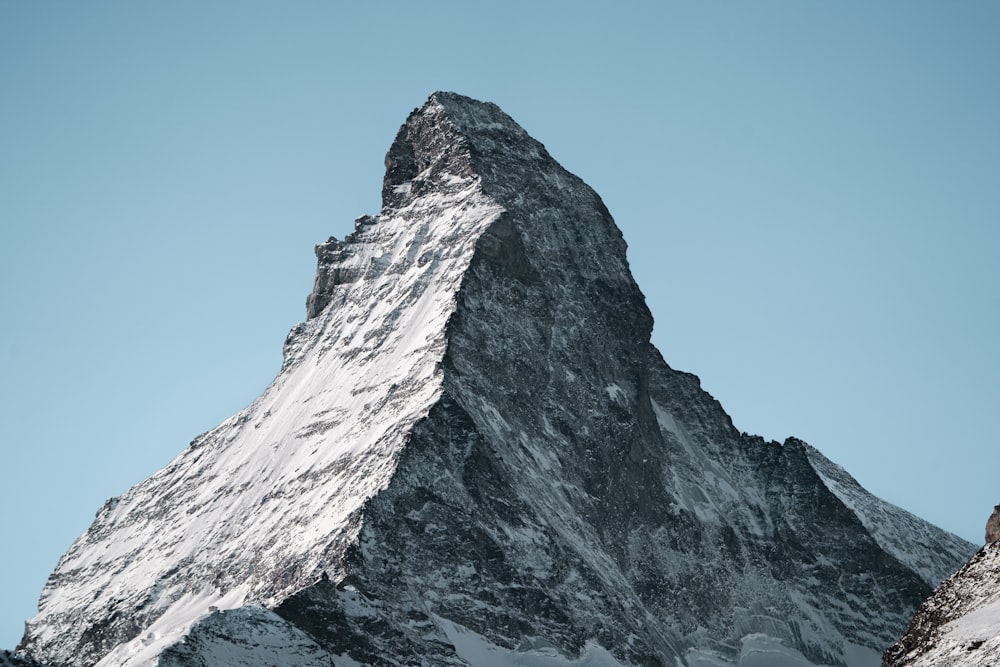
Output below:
[1,1,997,650]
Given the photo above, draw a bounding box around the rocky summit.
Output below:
[16,93,973,667]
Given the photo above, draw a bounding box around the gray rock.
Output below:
[0,650,46,667]
[986,504,1000,544]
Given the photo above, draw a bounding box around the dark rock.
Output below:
[0,650,47,667]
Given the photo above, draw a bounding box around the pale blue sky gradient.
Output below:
[2,1,998,650]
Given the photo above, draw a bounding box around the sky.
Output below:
[1,0,998,651]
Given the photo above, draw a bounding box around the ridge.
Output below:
[21,93,513,667]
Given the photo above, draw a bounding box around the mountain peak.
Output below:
[18,94,974,667]
[381,91,544,210]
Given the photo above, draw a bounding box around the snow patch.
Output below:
[604,383,626,404]
[96,585,250,667]
[944,597,1000,641]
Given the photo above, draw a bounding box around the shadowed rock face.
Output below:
[18,93,975,667]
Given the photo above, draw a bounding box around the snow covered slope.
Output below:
[20,94,505,667]
[803,445,969,588]
[884,541,1000,666]
[17,93,974,667]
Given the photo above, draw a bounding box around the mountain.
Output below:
[883,509,1000,666]
[15,92,974,667]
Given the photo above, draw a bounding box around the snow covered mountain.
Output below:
[883,511,1000,666]
[16,92,973,667]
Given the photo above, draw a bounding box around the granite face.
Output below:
[17,93,974,667]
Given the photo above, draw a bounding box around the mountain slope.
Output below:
[20,93,506,667]
[17,93,974,667]
[884,533,1000,666]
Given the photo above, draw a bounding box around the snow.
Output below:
[604,383,626,403]
[156,606,335,667]
[25,156,506,665]
[96,586,250,667]
[900,546,1000,665]
[685,652,736,667]
[737,634,815,667]
[804,444,974,586]
[841,643,881,667]
[434,615,627,667]
[946,597,1000,640]
[686,634,879,667]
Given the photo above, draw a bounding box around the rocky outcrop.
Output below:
[18,93,975,667]
[986,504,1000,544]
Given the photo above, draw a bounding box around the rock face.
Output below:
[986,504,1000,544]
[883,542,1000,667]
[18,93,974,667]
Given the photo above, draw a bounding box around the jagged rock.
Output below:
[985,504,1000,544]
[17,93,975,667]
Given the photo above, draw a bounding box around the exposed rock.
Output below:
[0,650,46,667]
[986,504,1000,544]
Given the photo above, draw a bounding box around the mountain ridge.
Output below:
[15,92,974,667]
